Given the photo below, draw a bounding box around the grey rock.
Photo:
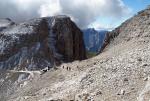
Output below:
[0,16,86,70]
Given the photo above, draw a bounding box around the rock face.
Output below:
[0,16,86,70]
[83,28,107,53]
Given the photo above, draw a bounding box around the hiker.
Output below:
[48,66,51,70]
[67,66,71,71]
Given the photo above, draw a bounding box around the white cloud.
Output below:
[89,22,115,31]
[40,0,132,28]
[39,0,62,17]
[0,0,131,28]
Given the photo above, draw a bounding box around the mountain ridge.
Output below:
[1,7,150,101]
[83,28,107,53]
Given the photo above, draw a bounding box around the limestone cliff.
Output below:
[0,16,86,70]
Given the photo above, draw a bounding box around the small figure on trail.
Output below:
[48,66,51,70]
[67,66,71,71]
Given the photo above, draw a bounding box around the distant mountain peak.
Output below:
[83,28,107,53]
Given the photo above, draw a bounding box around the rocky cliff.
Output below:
[83,28,107,53]
[0,16,86,70]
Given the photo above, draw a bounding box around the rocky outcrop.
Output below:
[99,27,120,53]
[100,7,150,52]
[0,16,86,70]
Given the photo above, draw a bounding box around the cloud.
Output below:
[89,21,115,31]
[0,0,131,28]
[0,0,41,22]
[38,0,131,28]
[39,0,62,17]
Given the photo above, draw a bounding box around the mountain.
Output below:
[0,16,86,70]
[2,7,150,101]
[100,7,150,53]
[83,28,107,53]
[0,15,86,100]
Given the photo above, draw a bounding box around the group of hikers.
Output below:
[41,65,72,74]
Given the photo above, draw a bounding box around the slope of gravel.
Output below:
[7,39,150,101]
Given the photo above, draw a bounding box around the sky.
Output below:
[0,0,150,30]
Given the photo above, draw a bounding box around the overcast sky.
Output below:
[0,0,149,29]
